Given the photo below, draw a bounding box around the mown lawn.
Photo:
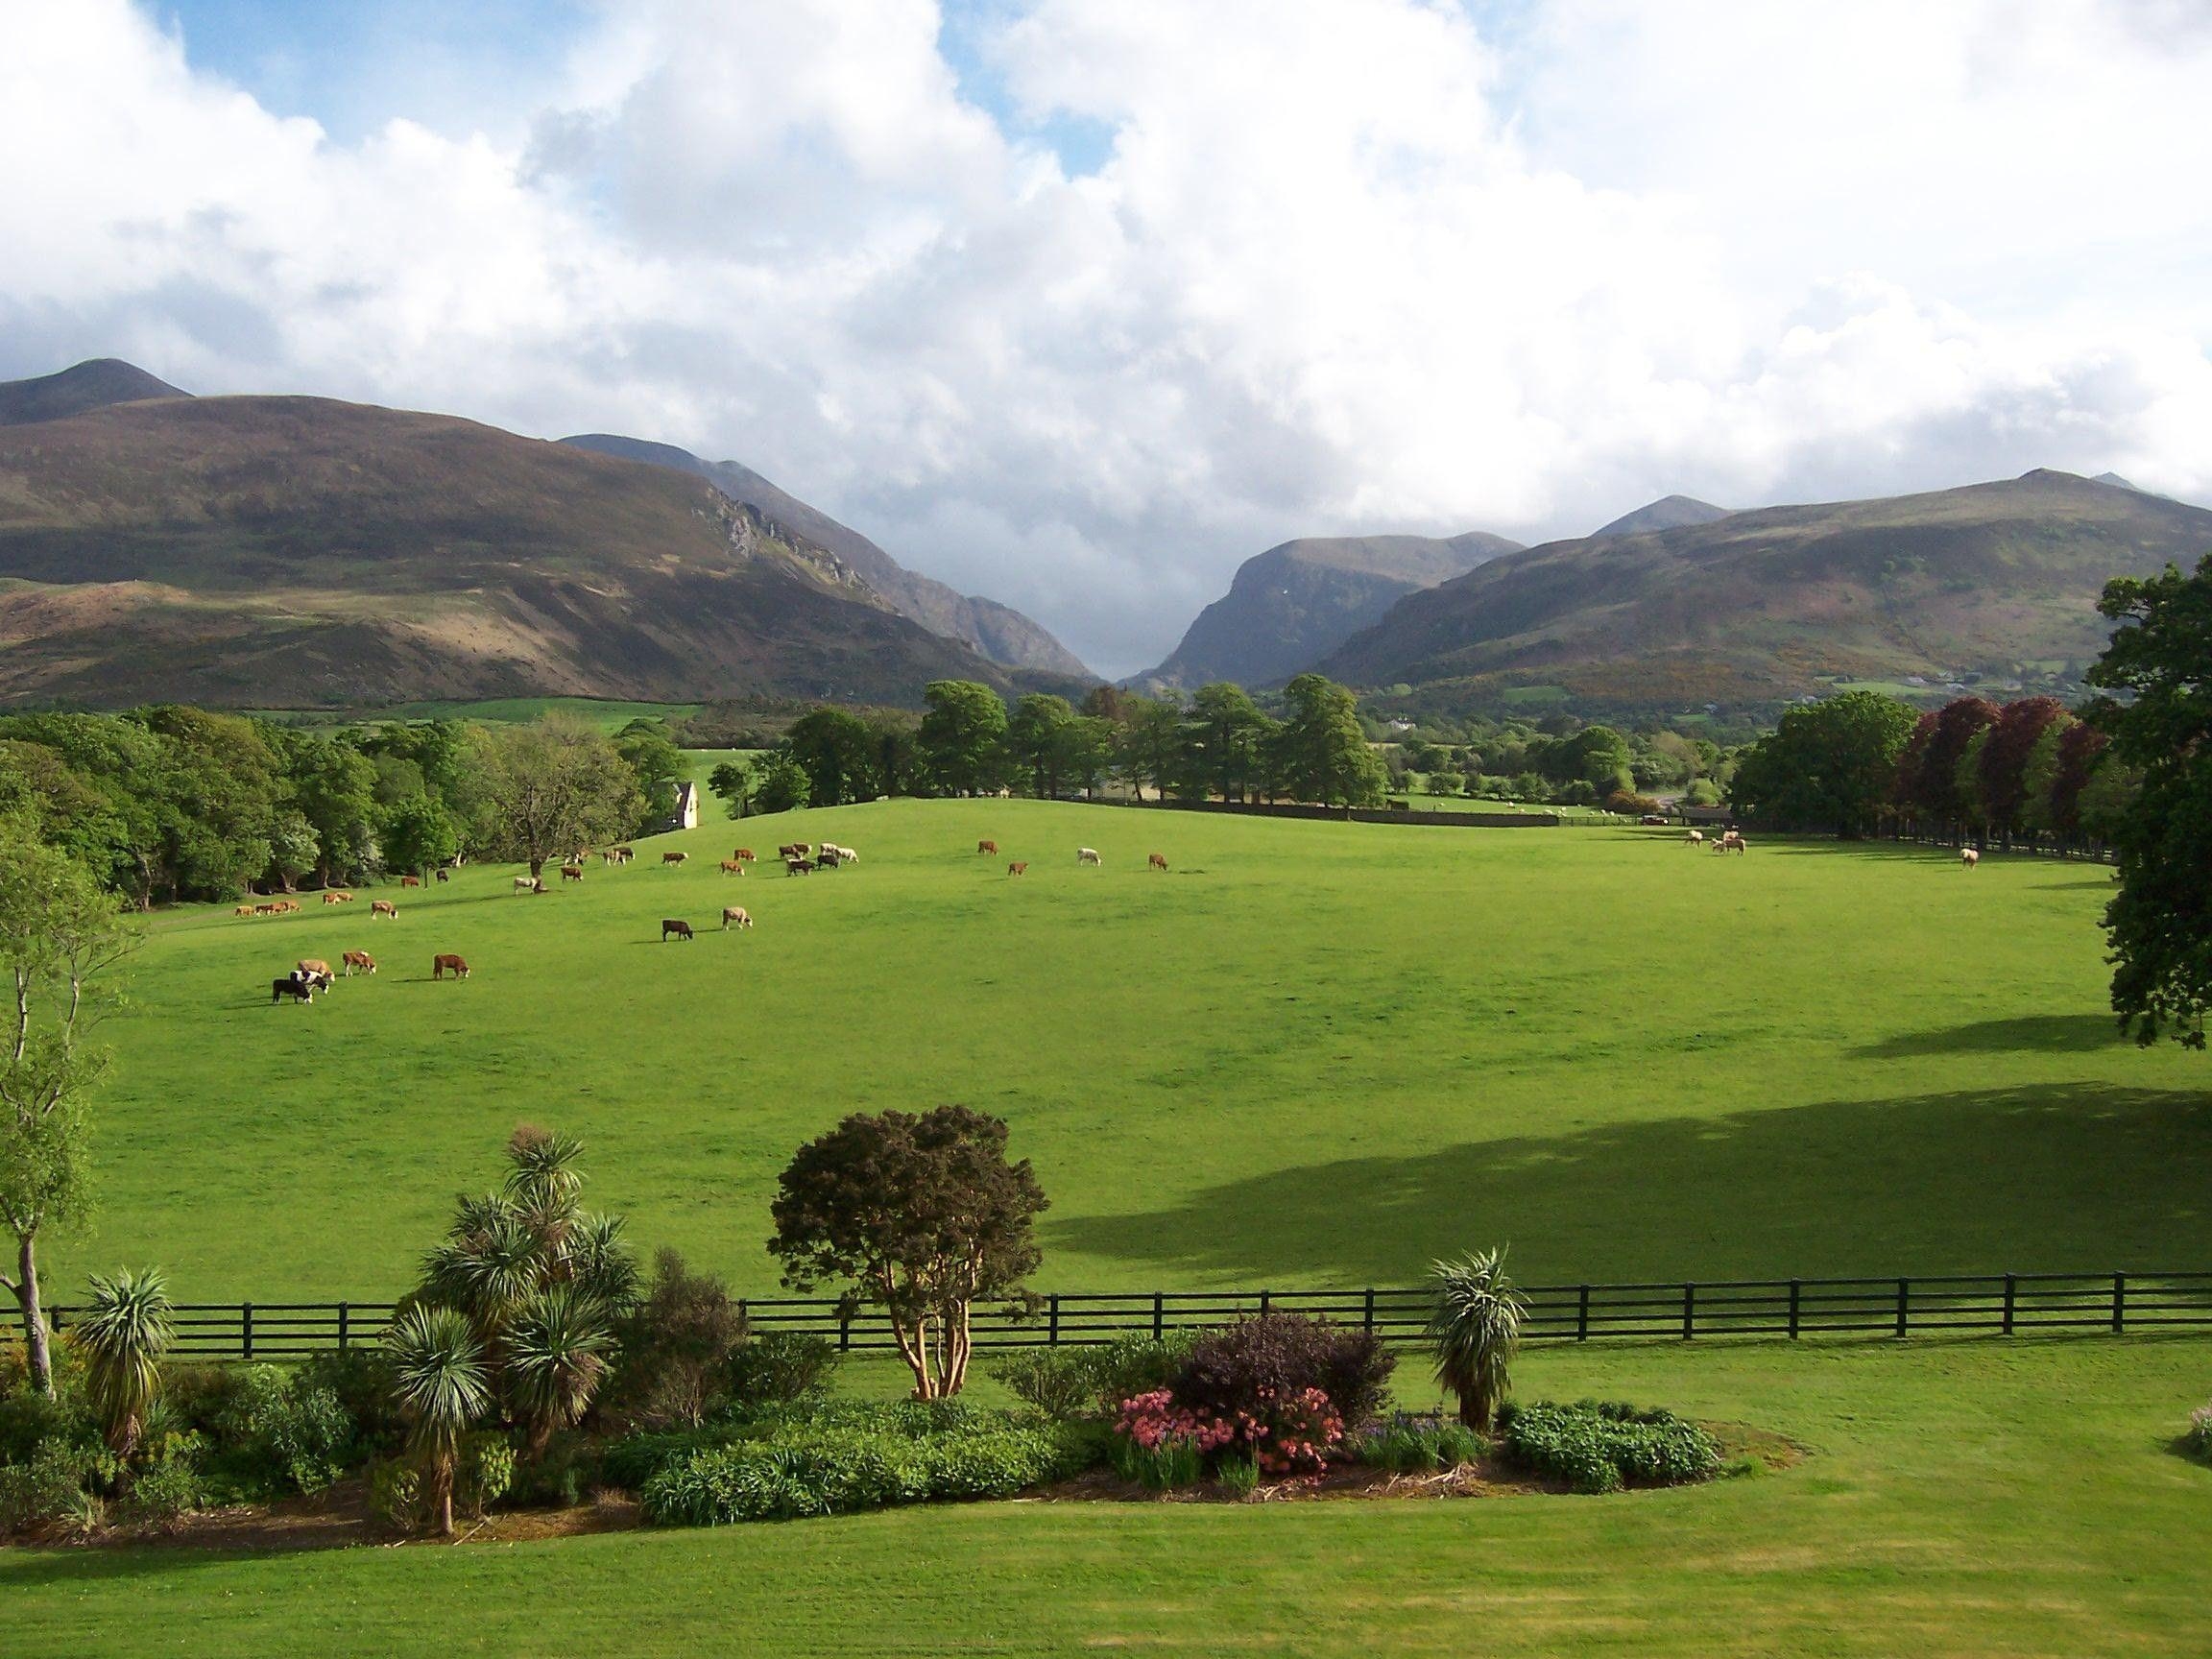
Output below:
[60,798,2208,1301]
[8,1335,2210,1656]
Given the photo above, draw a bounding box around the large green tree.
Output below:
[0,826,137,1393]
[1273,674,1387,807]
[918,682,1008,797]
[1182,683,1275,803]
[459,716,641,877]
[1730,691,1919,835]
[1005,694,1079,798]
[784,709,879,807]
[2086,556,2212,1046]
[1114,695,1185,801]
[614,720,689,830]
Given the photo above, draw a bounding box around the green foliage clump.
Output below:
[1496,1401,1719,1495]
[725,1332,840,1412]
[988,1334,1197,1421]
[1353,1416,1486,1475]
[1108,1432,1201,1493]
[0,1435,109,1536]
[203,1364,358,1498]
[637,1403,1094,1526]
[1214,1452,1261,1497]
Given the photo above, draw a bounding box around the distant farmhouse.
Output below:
[666,781,700,832]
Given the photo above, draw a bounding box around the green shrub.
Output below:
[0,1437,109,1537]
[121,1432,206,1526]
[206,1365,357,1497]
[1214,1453,1261,1497]
[456,1431,516,1518]
[368,1458,422,1531]
[2187,1404,2212,1461]
[606,1249,748,1431]
[638,1407,1094,1526]
[1107,1431,1201,1492]
[1353,1416,1488,1474]
[988,1334,1199,1421]
[296,1350,404,1453]
[725,1332,839,1412]
[1496,1401,1719,1495]
[512,1431,605,1507]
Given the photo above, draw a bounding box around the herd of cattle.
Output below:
[978,839,1169,877]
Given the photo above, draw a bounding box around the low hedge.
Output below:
[1496,1400,1719,1494]
[637,1404,1100,1525]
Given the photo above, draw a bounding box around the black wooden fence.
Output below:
[33,1271,2212,1361]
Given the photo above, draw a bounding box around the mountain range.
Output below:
[1321,469,2212,713]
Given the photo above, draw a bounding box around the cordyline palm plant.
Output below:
[388,1304,491,1537]
[507,1283,616,1455]
[70,1266,173,1458]
[1426,1248,1527,1432]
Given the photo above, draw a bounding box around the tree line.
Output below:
[709,674,1392,815]
[0,708,694,902]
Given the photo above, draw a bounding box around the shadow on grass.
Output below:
[1050,1084,2212,1286]
[1854,1015,2129,1058]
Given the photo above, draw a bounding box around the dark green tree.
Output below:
[918,682,1008,797]
[614,721,688,830]
[1005,694,1079,798]
[1729,691,1919,835]
[2086,556,2212,1046]
[1273,674,1387,807]
[1182,683,1275,803]
[784,709,878,807]
[1114,695,1185,801]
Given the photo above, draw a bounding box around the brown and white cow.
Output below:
[733,848,757,863]
[435,868,450,883]
[371,900,397,919]
[722,906,753,930]
[1961,847,1980,868]
[296,958,333,981]
[432,953,469,979]
[342,950,375,976]
[662,851,688,867]
[560,864,585,883]
[234,904,256,918]
[720,859,746,876]
[399,875,421,888]
[323,890,353,905]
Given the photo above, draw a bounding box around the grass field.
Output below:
[56,798,2209,1302]
[8,1335,2211,1656]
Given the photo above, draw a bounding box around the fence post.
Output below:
[1259,1288,1271,1315]
[1682,1283,1695,1340]
[1576,1285,1591,1341]
[242,1301,254,1362]
[2113,1273,2127,1334]
[1362,1287,1375,1334]
[1788,1280,1801,1339]
[338,1302,349,1352]
[1048,1294,1061,1347]
[1152,1292,1164,1341]
[2003,1273,2016,1334]
[838,1310,852,1353]
[1894,1278,1908,1339]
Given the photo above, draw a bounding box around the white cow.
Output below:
[1077,847,1102,866]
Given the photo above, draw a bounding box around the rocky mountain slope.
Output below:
[1321,470,2212,713]
[1138,530,1521,689]
[562,433,1091,678]
[0,357,190,426]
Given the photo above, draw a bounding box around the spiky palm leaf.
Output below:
[387,1304,491,1536]
[506,1284,615,1455]
[504,1125,586,1210]
[420,1206,544,1333]
[564,1212,639,1312]
[1426,1249,1527,1432]
[70,1268,172,1457]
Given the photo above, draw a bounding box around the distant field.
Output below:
[10,1335,2212,1656]
[58,799,2208,1303]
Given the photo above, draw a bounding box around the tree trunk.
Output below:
[432,1458,455,1537]
[14,1233,51,1396]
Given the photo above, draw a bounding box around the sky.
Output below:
[4,2,2210,677]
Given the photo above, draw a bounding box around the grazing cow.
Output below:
[271,975,315,1005]
[372,900,397,919]
[514,876,544,895]
[560,864,585,883]
[399,875,421,889]
[1640,813,1670,827]
[721,905,752,930]
[815,847,839,870]
[977,840,998,856]
[432,953,470,980]
[342,950,375,976]
[784,856,811,877]
[601,849,619,866]
[779,843,810,861]
[233,905,255,918]
[1961,847,1980,868]
[661,919,694,942]
[1686,830,1704,845]
[662,851,688,867]
[296,958,333,982]
[1718,830,1747,854]
[1007,861,1028,877]
[1148,853,1168,872]
[435,868,450,883]
[1077,848,1101,866]
[323,891,353,905]
[613,846,635,864]
[720,859,746,876]
[733,848,757,863]
[253,902,278,916]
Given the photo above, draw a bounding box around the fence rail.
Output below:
[32,1273,2212,1360]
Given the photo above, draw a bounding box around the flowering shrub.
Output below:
[1176,1313,1394,1436]
[1253,1386,1342,1475]
[2187,1403,2212,1461]
[1110,1383,1341,1479]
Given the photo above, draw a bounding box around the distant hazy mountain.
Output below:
[561,433,1092,679]
[0,380,1045,709]
[1322,469,2212,713]
[1591,494,1730,538]
[0,357,189,426]
[1139,531,1521,690]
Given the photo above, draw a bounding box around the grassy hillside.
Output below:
[562,433,1093,678]
[0,396,1029,709]
[1324,469,2212,715]
[1142,530,1520,689]
[60,798,2206,1301]
[10,1337,2212,1655]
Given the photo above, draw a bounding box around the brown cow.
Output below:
[720,859,746,876]
[977,840,998,855]
[371,900,397,919]
[435,868,449,883]
[779,843,810,860]
[274,899,301,913]
[399,875,421,889]
[323,891,353,905]
[1007,861,1028,877]
[721,906,752,930]
[662,851,688,867]
[1148,853,1168,872]
[613,846,635,863]
[432,953,469,980]
[296,958,333,981]
[560,864,585,883]
[661,919,694,942]
[342,950,375,976]
[733,848,757,862]
[253,902,278,916]
[233,904,256,918]
[784,857,811,877]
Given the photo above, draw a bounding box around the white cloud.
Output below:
[1,0,2208,675]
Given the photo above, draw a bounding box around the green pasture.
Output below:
[58,799,2209,1302]
[10,1335,2212,1656]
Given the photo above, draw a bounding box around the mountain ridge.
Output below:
[0,357,190,426]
